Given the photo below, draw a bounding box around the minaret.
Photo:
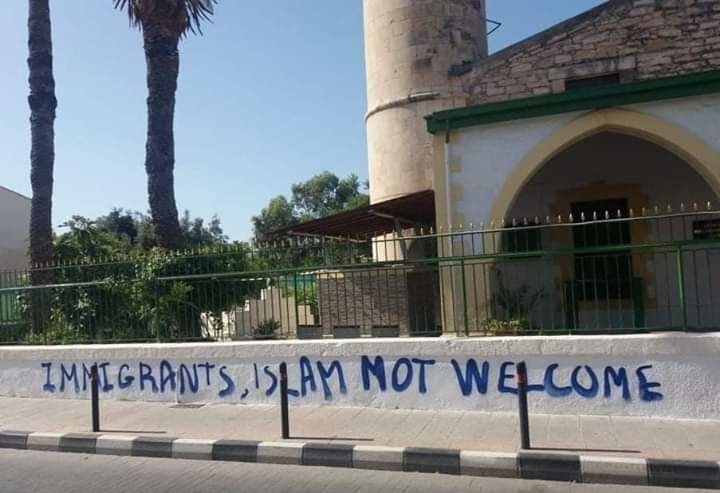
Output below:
[363,0,489,204]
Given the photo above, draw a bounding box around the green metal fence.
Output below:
[1,207,719,344]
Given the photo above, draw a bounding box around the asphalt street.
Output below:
[0,449,711,493]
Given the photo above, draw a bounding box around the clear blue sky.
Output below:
[0,1,604,241]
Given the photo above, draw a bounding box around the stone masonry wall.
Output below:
[317,267,443,336]
[364,0,489,204]
[317,268,410,335]
[463,0,720,104]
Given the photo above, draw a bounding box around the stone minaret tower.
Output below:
[363,0,489,204]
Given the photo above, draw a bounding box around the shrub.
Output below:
[254,319,280,339]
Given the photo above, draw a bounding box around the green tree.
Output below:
[92,208,227,251]
[292,172,369,221]
[252,172,369,240]
[55,216,129,261]
[179,210,227,247]
[21,209,256,343]
[113,0,218,250]
[251,172,370,270]
[252,196,297,241]
[96,208,140,245]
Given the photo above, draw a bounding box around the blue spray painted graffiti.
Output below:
[40,356,663,403]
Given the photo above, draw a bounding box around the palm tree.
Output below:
[27,0,57,334]
[113,0,217,250]
[28,0,57,271]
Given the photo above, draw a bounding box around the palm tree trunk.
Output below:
[142,23,184,251]
[28,0,57,333]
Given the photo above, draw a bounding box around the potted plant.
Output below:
[483,271,544,336]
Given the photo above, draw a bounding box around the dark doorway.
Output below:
[571,198,632,299]
[566,198,643,329]
[407,269,441,336]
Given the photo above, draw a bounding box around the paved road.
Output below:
[0,450,710,493]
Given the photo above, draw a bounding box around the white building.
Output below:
[276,1,720,336]
[0,185,31,271]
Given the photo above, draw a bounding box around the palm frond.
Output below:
[113,0,218,36]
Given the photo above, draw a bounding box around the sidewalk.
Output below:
[1,397,718,460]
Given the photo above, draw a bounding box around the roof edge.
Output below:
[427,69,720,134]
[454,1,632,76]
[269,190,435,238]
[0,184,31,202]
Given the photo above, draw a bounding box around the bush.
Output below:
[253,319,280,339]
[482,318,529,336]
[483,270,544,336]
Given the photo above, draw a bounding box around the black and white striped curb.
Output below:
[1,430,718,489]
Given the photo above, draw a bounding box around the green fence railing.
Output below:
[2,208,720,344]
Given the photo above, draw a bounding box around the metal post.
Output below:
[516,361,531,450]
[676,244,688,331]
[279,362,290,439]
[460,259,469,336]
[90,364,100,433]
[293,272,300,330]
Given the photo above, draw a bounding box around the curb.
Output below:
[3,430,720,489]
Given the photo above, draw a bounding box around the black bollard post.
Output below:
[516,361,531,450]
[90,364,100,433]
[279,362,290,439]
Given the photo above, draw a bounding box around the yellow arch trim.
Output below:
[488,108,720,221]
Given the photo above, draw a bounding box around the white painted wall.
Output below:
[507,132,716,220]
[496,132,720,330]
[0,334,718,419]
[629,93,720,155]
[0,186,30,271]
[439,96,720,330]
[449,94,720,227]
[449,110,580,227]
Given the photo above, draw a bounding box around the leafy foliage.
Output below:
[291,172,369,222]
[180,210,227,247]
[482,270,545,336]
[251,196,298,241]
[14,209,261,344]
[250,172,371,270]
[252,172,369,240]
[114,0,217,36]
[55,208,228,259]
[253,319,280,339]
